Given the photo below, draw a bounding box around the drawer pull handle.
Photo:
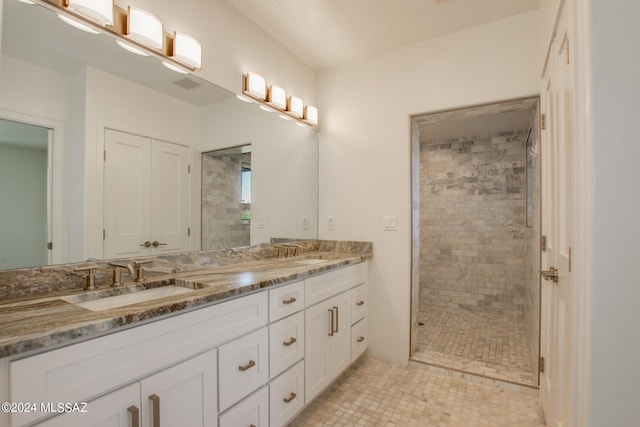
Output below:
[333,307,339,333]
[356,300,365,306]
[149,394,160,427]
[283,337,297,346]
[283,297,297,305]
[283,392,297,403]
[128,405,140,427]
[238,360,256,372]
[328,309,335,336]
[357,336,365,343]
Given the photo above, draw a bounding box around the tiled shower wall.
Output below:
[201,152,251,250]
[419,130,528,315]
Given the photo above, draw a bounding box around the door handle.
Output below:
[152,241,168,247]
[149,394,160,427]
[540,267,559,283]
[333,307,339,334]
[140,241,152,248]
[127,405,140,427]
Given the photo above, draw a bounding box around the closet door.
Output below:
[104,129,152,259]
[151,139,190,255]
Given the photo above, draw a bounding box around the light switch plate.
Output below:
[256,216,266,229]
[328,216,335,231]
[302,216,309,230]
[384,216,398,231]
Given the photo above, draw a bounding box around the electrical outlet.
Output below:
[301,216,309,230]
[328,216,335,231]
[384,216,398,231]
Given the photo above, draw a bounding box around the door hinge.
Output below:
[569,246,572,272]
[188,227,191,237]
[188,164,191,174]
[541,235,547,252]
[103,229,106,240]
[565,39,570,65]
[539,357,545,373]
[104,150,107,161]
[47,242,53,250]
[540,113,546,130]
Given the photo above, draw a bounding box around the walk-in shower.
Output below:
[410,98,540,386]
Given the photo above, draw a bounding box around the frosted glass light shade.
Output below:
[287,96,304,118]
[173,32,202,69]
[116,40,149,56]
[162,61,189,74]
[267,85,287,109]
[244,73,266,100]
[304,105,318,125]
[127,6,163,49]
[66,0,113,26]
[57,14,99,34]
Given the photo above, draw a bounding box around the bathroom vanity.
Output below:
[0,242,371,427]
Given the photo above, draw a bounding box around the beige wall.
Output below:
[318,11,541,364]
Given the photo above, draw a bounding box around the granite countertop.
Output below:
[0,251,369,359]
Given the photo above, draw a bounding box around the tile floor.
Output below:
[412,306,535,386]
[290,356,546,426]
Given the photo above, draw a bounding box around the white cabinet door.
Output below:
[304,291,351,403]
[34,383,140,427]
[104,130,190,259]
[104,129,152,259]
[140,351,217,427]
[150,139,190,255]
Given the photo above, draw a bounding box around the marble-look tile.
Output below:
[291,356,545,426]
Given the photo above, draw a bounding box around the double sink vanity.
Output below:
[0,240,372,427]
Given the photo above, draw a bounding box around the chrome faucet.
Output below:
[109,262,135,287]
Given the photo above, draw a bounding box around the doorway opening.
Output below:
[201,144,252,250]
[410,97,540,387]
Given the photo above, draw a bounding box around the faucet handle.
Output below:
[74,265,99,290]
[133,260,153,282]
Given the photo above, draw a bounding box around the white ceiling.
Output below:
[225,0,541,70]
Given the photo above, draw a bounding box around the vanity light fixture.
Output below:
[57,14,100,34]
[304,105,318,126]
[243,73,267,100]
[287,96,304,118]
[126,6,163,50]
[240,72,317,127]
[162,61,189,74]
[172,32,202,69]
[116,40,149,56]
[267,85,287,109]
[65,0,113,26]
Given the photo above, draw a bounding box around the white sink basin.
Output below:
[62,285,194,312]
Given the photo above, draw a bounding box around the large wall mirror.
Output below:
[0,0,318,270]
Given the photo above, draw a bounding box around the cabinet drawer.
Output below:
[269,311,304,378]
[219,386,268,427]
[218,327,269,412]
[351,317,368,363]
[305,262,368,306]
[9,292,267,426]
[270,361,304,427]
[269,280,305,322]
[350,283,368,325]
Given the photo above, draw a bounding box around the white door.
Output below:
[104,129,152,259]
[104,131,190,259]
[540,3,575,426]
[34,383,140,427]
[140,351,217,427]
[150,139,190,255]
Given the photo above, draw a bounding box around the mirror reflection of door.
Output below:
[0,118,51,269]
[201,145,252,250]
